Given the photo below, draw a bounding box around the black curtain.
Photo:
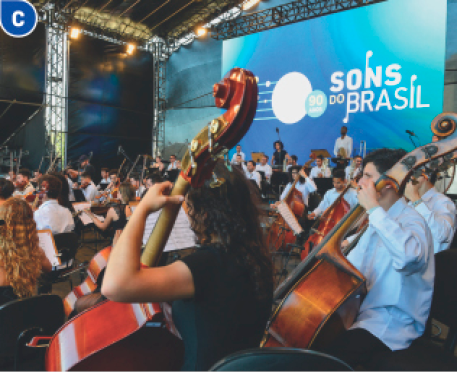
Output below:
[0,24,46,171]
[68,38,154,183]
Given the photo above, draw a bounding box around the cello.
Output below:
[261,112,457,351]
[37,68,258,371]
[300,182,353,260]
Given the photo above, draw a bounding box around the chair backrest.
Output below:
[0,295,64,359]
[53,232,79,263]
[430,249,457,329]
[210,348,352,371]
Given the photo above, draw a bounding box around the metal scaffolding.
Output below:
[211,0,387,40]
[150,41,167,157]
[45,22,68,169]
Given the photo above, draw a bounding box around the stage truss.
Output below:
[45,21,68,170]
[211,0,387,40]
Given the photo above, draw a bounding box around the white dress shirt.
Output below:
[256,164,272,181]
[230,151,246,164]
[280,178,317,207]
[167,161,179,171]
[312,187,358,217]
[310,166,331,179]
[82,181,98,202]
[13,182,35,196]
[136,186,146,198]
[34,200,75,234]
[409,187,456,254]
[334,135,353,157]
[345,166,363,180]
[347,198,434,351]
[245,170,261,188]
[67,177,75,202]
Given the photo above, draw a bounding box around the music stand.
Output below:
[314,178,333,196]
[310,149,332,159]
[251,152,265,163]
[98,183,108,191]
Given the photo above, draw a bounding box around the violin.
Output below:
[40,67,258,372]
[261,112,457,351]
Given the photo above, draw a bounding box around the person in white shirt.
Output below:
[308,169,357,220]
[404,171,456,254]
[334,126,353,158]
[345,155,363,181]
[80,172,98,202]
[310,155,331,179]
[13,169,35,196]
[326,148,434,369]
[34,175,75,234]
[230,145,246,164]
[276,165,317,207]
[97,168,110,190]
[245,161,261,188]
[167,154,180,171]
[256,155,272,181]
[233,154,247,172]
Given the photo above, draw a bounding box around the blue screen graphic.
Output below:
[222,0,447,161]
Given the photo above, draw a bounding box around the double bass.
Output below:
[36,68,258,371]
[261,112,457,351]
[301,182,353,260]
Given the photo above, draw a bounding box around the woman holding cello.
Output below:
[102,162,273,370]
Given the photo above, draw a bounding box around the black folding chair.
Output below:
[0,295,64,370]
[210,347,352,371]
[39,232,80,293]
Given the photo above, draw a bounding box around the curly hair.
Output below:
[0,198,43,298]
[186,161,273,300]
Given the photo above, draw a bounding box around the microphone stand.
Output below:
[408,134,418,149]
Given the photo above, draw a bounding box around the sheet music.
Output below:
[37,230,61,267]
[72,202,105,225]
[277,202,303,235]
[141,207,196,252]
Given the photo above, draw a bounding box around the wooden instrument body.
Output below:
[287,188,305,218]
[301,196,350,260]
[262,205,367,350]
[266,215,296,252]
[46,300,183,371]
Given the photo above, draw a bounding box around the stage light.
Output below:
[126,43,136,55]
[242,0,261,11]
[70,27,80,40]
[195,27,207,37]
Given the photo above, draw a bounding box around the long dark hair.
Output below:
[186,161,273,300]
[49,172,73,211]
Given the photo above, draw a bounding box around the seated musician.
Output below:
[150,156,165,172]
[308,169,358,220]
[31,169,43,184]
[404,170,456,254]
[230,144,245,164]
[13,168,35,196]
[130,175,145,198]
[286,155,298,171]
[142,174,163,198]
[345,155,363,181]
[97,168,110,190]
[274,165,317,209]
[326,148,434,369]
[0,179,14,206]
[0,198,52,306]
[83,182,134,238]
[78,172,98,202]
[232,154,246,172]
[245,160,261,188]
[102,162,274,371]
[34,175,75,234]
[105,169,120,194]
[256,155,272,182]
[167,154,180,171]
[310,155,331,179]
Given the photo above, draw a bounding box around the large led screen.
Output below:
[222,0,447,161]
